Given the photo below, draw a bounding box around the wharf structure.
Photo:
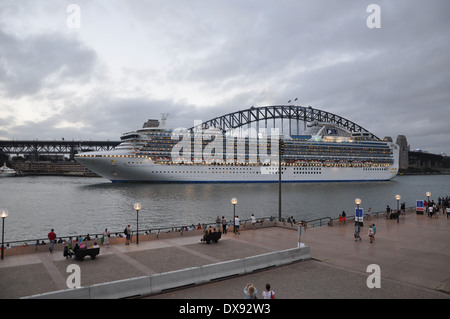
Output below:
[0,208,448,299]
[0,140,120,176]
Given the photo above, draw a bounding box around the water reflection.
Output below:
[1,175,449,242]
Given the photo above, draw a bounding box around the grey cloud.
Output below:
[0,30,97,98]
[1,0,449,156]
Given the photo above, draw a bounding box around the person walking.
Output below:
[372,224,377,241]
[216,216,221,231]
[103,228,110,247]
[368,225,374,243]
[234,216,240,234]
[221,216,227,234]
[244,283,257,299]
[354,222,361,241]
[367,207,372,220]
[251,214,256,230]
[124,225,131,245]
[341,211,346,225]
[262,283,275,299]
[428,205,433,218]
[47,229,56,253]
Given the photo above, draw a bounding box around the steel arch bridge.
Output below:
[189,105,380,140]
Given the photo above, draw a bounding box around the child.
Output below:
[368,225,374,243]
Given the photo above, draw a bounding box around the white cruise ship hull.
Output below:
[76,155,398,183]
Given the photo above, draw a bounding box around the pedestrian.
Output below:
[338,214,342,225]
[428,205,433,218]
[354,222,361,241]
[221,216,227,234]
[47,229,56,253]
[446,206,450,219]
[234,216,240,234]
[216,216,221,231]
[244,283,257,299]
[125,224,131,245]
[367,207,372,220]
[103,228,110,247]
[262,283,275,299]
[341,211,346,225]
[63,240,73,259]
[73,243,80,260]
[251,214,256,230]
[368,225,374,243]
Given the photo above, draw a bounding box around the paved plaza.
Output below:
[0,211,449,299]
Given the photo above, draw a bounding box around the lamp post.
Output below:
[395,194,401,223]
[1,209,8,260]
[426,191,431,203]
[355,198,361,209]
[134,202,141,245]
[231,198,237,232]
[395,194,401,211]
[278,139,283,222]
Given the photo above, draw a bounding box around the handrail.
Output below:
[2,216,278,248]
[0,207,418,248]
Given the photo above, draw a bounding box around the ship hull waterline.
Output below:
[76,156,398,183]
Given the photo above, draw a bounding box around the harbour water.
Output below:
[1,175,449,243]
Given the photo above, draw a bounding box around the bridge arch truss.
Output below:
[190,105,379,140]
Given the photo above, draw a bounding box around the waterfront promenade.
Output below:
[0,211,449,299]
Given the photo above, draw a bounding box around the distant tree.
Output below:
[442,157,450,168]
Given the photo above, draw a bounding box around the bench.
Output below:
[202,232,222,244]
[389,211,401,220]
[74,247,100,260]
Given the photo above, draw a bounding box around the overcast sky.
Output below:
[1,0,449,155]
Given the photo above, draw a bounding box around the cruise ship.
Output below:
[75,114,399,183]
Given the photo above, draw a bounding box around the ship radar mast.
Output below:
[161,113,169,128]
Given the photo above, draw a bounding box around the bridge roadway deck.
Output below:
[0,212,449,299]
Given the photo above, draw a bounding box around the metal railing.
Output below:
[2,216,276,248]
[1,207,418,249]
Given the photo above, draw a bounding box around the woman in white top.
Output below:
[262,283,275,299]
[103,228,110,247]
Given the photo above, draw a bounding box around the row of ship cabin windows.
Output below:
[146,170,322,175]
